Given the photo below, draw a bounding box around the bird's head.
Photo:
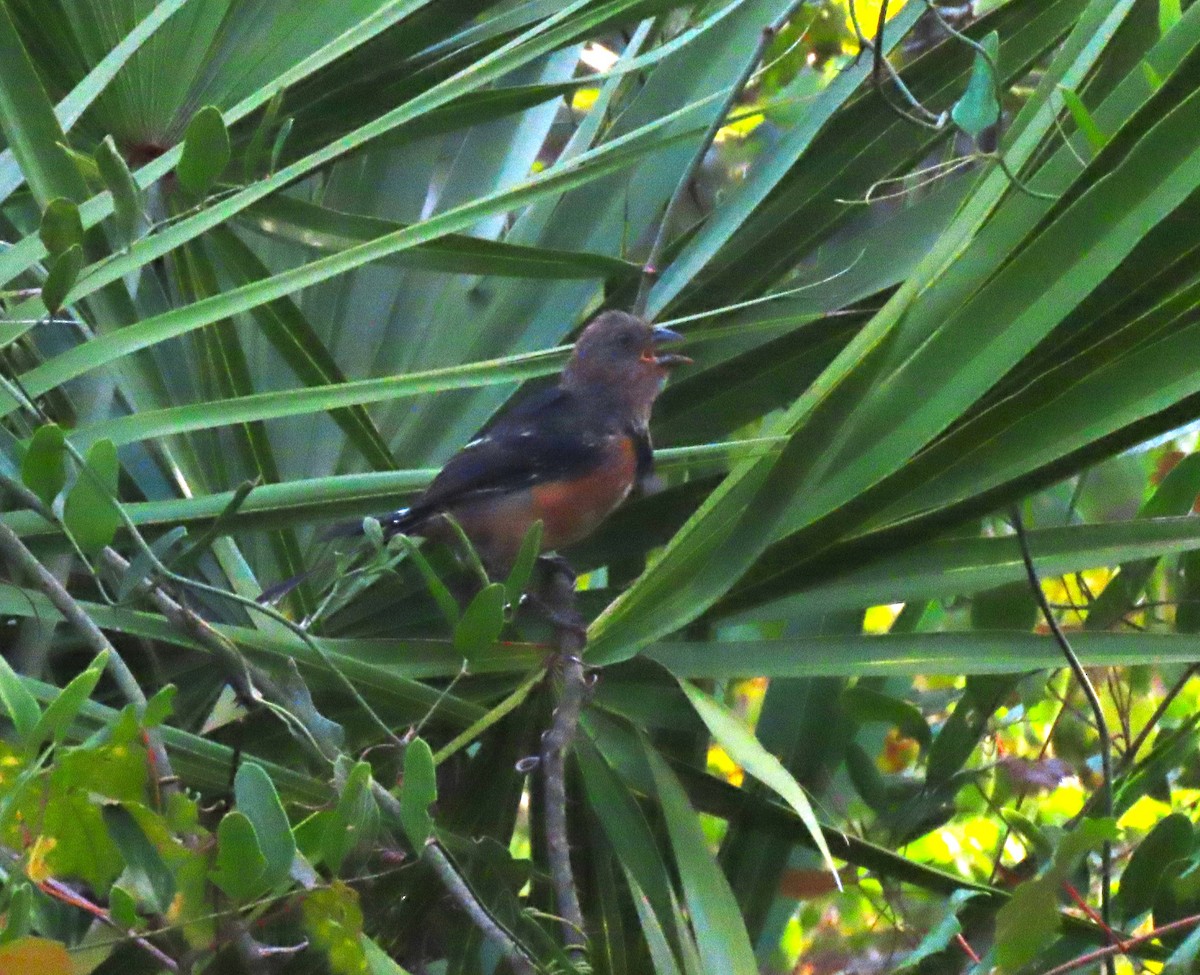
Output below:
[563,311,691,422]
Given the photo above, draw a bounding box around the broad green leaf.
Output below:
[38,199,82,258]
[30,650,108,749]
[504,521,543,609]
[176,106,230,196]
[20,423,66,506]
[644,741,758,975]
[108,885,138,930]
[453,583,507,660]
[210,810,268,900]
[399,738,436,849]
[1162,0,1183,35]
[0,882,31,944]
[951,32,1001,139]
[41,244,83,314]
[100,804,176,914]
[322,761,379,874]
[303,882,367,975]
[1116,812,1193,922]
[677,679,838,883]
[362,934,416,975]
[234,762,296,887]
[0,653,40,744]
[141,685,176,727]
[62,438,121,553]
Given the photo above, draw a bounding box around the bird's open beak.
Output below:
[650,326,692,368]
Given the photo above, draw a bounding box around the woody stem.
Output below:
[537,560,589,959]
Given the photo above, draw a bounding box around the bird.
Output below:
[366,310,690,579]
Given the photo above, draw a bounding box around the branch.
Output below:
[1037,912,1200,975]
[632,0,807,318]
[1010,504,1114,972]
[16,860,180,973]
[533,560,589,961]
[0,514,179,801]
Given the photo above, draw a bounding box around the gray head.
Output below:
[562,311,690,421]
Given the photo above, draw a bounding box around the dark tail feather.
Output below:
[316,507,427,543]
[261,509,429,604]
[258,570,313,606]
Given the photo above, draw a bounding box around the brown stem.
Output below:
[1037,912,1200,975]
[33,872,179,972]
[542,645,587,957]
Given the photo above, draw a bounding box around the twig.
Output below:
[25,865,179,972]
[0,470,331,768]
[1010,504,1114,974]
[849,0,946,130]
[632,0,807,317]
[0,516,179,802]
[424,842,536,975]
[372,781,537,974]
[1120,662,1200,772]
[1036,912,1200,975]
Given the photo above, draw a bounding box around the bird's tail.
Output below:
[317,506,426,542]
[258,508,430,606]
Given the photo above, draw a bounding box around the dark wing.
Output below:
[394,386,605,530]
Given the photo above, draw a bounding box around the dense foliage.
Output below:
[3,1,1200,973]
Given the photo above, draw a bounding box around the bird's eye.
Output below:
[619,333,636,349]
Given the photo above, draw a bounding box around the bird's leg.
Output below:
[524,555,586,640]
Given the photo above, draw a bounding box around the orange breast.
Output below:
[531,435,637,549]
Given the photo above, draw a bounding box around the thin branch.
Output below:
[40,877,179,973]
[1120,662,1200,772]
[424,842,536,975]
[542,647,587,958]
[0,516,179,801]
[1036,912,1200,975]
[632,0,807,317]
[1010,504,1114,974]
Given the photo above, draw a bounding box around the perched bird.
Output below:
[372,310,690,577]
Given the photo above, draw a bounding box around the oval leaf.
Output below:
[62,438,121,553]
[452,583,506,660]
[20,423,66,506]
[399,738,436,849]
[210,810,267,901]
[177,105,230,196]
[951,32,1001,140]
[41,243,83,314]
[234,761,296,887]
[38,199,81,258]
